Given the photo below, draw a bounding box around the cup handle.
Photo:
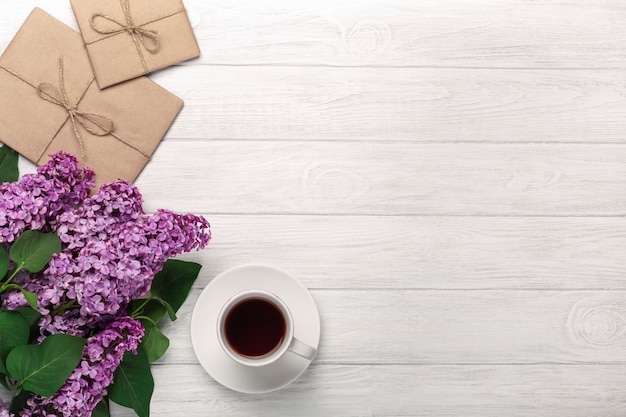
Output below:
[288,337,317,360]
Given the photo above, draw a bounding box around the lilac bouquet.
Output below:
[0,148,211,417]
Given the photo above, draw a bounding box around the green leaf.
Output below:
[10,231,61,273]
[109,349,154,417]
[139,319,170,363]
[14,307,41,328]
[149,260,201,314]
[14,307,42,343]
[154,297,177,321]
[0,146,19,184]
[0,311,30,374]
[6,334,86,396]
[19,289,38,310]
[13,307,41,327]
[0,246,8,280]
[92,398,110,417]
[129,299,167,324]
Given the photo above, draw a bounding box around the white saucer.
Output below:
[190,265,321,394]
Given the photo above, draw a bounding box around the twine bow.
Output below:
[90,0,160,73]
[37,58,114,157]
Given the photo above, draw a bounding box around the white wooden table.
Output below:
[2,0,626,415]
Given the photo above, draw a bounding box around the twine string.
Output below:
[90,0,160,73]
[0,57,152,161]
[37,58,115,157]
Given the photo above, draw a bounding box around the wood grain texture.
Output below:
[1,0,625,416]
[6,0,623,69]
[110,363,626,417]
[3,4,626,144]
[153,65,626,143]
[178,215,626,290]
[158,290,626,364]
[135,141,626,216]
[184,0,626,69]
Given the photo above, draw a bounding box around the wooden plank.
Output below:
[3,8,626,143]
[173,215,626,290]
[13,161,626,289]
[153,65,626,143]
[111,363,626,417]
[8,163,626,290]
[184,0,626,69]
[19,158,625,289]
[159,290,626,364]
[0,0,626,68]
[135,141,626,216]
[5,1,624,69]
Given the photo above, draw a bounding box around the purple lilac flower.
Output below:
[22,317,144,417]
[36,152,95,225]
[55,181,144,251]
[3,178,210,334]
[0,152,211,416]
[0,152,94,243]
[1,289,27,311]
[35,185,210,328]
[38,309,89,339]
[36,202,210,331]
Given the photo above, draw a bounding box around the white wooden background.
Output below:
[2,0,626,415]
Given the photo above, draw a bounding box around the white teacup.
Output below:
[216,289,317,367]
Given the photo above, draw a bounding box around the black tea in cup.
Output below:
[224,298,286,358]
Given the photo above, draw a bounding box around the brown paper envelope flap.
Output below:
[87,39,146,90]
[0,69,68,162]
[42,81,183,186]
[84,11,200,88]
[71,0,188,44]
[78,79,183,157]
[40,123,151,185]
[0,9,94,98]
[131,13,200,69]
[71,0,199,88]
[40,78,183,187]
[0,8,184,186]
[127,0,187,25]
[0,9,96,163]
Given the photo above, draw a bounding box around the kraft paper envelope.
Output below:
[0,8,183,187]
[71,0,200,88]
